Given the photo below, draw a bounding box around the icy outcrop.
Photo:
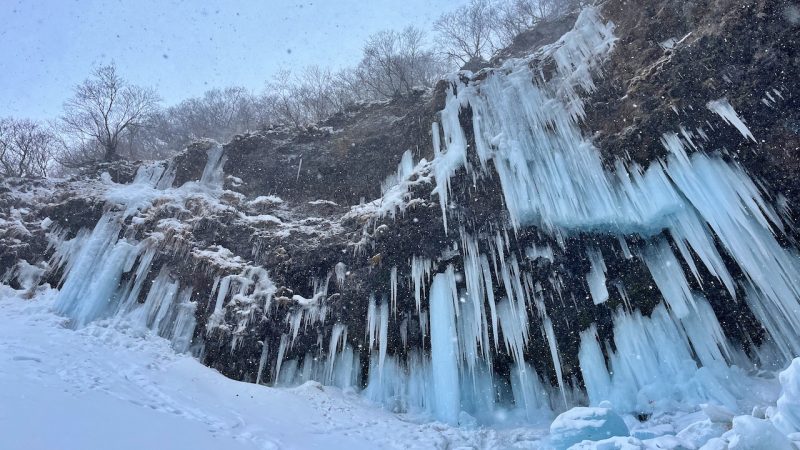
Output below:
[548,406,629,449]
[706,416,794,450]
[771,358,800,435]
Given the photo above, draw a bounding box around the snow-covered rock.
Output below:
[549,406,630,449]
[771,358,800,435]
[702,415,793,450]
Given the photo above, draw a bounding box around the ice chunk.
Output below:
[772,358,800,434]
[713,416,793,450]
[676,419,728,449]
[549,406,629,450]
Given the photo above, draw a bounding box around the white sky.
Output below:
[0,0,460,120]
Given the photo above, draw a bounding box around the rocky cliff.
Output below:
[2,0,800,429]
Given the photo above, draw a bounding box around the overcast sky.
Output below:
[0,0,459,120]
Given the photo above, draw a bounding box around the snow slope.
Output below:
[2,286,800,449]
[0,285,549,450]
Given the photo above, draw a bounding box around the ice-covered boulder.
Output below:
[567,436,643,449]
[549,406,630,450]
[771,358,800,435]
[676,419,728,449]
[701,416,793,450]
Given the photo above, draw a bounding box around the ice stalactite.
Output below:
[51,163,194,346]
[428,269,461,424]
[706,97,757,143]
[640,237,697,318]
[256,337,270,385]
[585,248,609,305]
[205,267,276,351]
[366,295,390,380]
[334,262,347,288]
[378,299,389,378]
[578,298,749,413]
[410,256,432,316]
[385,3,800,424]
[274,334,289,386]
[390,266,398,316]
[48,145,276,357]
[326,323,348,383]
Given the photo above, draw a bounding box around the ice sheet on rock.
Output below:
[200,142,227,188]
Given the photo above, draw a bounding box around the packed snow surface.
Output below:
[0,285,560,449]
[3,285,800,449]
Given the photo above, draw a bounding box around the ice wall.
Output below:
[38,5,800,430]
[412,4,800,420]
[49,144,266,355]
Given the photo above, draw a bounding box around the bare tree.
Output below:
[495,0,586,45]
[295,66,337,122]
[434,0,499,66]
[60,63,160,162]
[267,70,307,128]
[357,26,441,99]
[495,0,542,45]
[0,118,55,177]
[167,86,258,144]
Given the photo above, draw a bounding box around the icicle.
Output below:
[429,270,461,424]
[706,98,756,143]
[481,256,499,349]
[578,324,612,406]
[641,237,697,318]
[274,334,289,386]
[419,309,429,341]
[579,299,742,413]
[617,235,632,259]
[53,212,140,327]
[543,314,568,409]
[256,338,270,385]
[510,362,552,422]
[585,248,609,305]
[411,256,432,316]
[366,294,377,347]
[334,262,347,288]
[390,266,398,317]
[378,299,389,378]
[326,323,347,384]
[461,233,491,363]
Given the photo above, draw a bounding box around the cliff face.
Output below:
[2,0,800,428]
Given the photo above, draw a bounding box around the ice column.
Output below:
[429,269,461,424]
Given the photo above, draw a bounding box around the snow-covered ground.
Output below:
[0,285,545,450]
[2,284,799,449]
